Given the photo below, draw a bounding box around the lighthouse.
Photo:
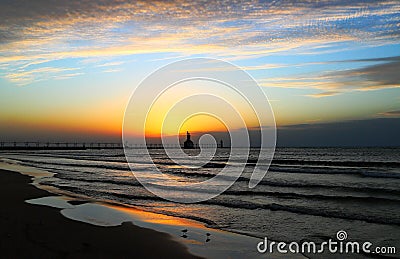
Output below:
[183,131,194,149]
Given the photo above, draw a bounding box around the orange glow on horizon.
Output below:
[178,114,228,135]
[141,113,229,138]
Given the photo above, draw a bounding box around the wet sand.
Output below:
[0,169,201,258]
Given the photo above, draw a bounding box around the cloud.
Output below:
[95,61,125,68]
[260,55,400,92]
[332,59,400,90]
[0,0,399,84]
[306,91,341,98]
[102,68,122,73]
[377,110,400,117]
[260,75,349,90]
[4,67,81,85]
[276,118,400,147]
[339,56,400,63]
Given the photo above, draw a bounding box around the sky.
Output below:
[0,0,399,146]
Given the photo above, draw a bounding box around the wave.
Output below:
[15,159,132,171]
[140,169,400,195]
[202,200,400,226]
[202,162,400,179]
[249,159,400,168]
[53,174,140,187]
[10,151,400,167]
[223,190,400,203]
[10,153,400,180]
[257,179,400,196]
[39,168,400,203]
[268,165,400,179]
[19,156,400,182]
[39,181,400,227]
[14,158,400,197]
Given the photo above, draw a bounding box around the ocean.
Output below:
[2,147,399,254]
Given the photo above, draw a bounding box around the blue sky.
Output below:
[0,0,399,144]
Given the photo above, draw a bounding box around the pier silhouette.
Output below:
[0,141,225,150]
[0,142,123,150]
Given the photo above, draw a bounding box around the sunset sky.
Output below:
[0,0,399,145]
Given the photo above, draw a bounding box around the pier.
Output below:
[0,142,224,150]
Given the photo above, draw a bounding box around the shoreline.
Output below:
[0,159,299,258]
[0,167,201,258]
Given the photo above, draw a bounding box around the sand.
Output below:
[0,169,201,258]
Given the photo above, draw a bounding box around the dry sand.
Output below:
[0,169,202,258]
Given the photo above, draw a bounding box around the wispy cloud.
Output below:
[377,110,400,117]
[306,91,341,98]
[332,59,400,90]
[102,68,123,73]
[0,0,399,84]
[95,61,126,68]
[260,56,400,92]
[4,67,80,85]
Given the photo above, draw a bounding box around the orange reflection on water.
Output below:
[108,204,204,228]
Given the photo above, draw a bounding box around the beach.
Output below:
[0,168,200,258]
[1,147,399,258]
[0,160,278,259]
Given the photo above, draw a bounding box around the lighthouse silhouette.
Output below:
[183,131,194,149]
